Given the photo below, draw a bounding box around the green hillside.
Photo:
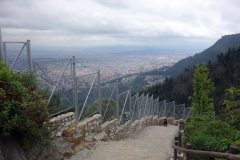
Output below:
[165,34,240,77]
[141,47,240,113]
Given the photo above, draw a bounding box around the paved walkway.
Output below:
[69,125,178,160]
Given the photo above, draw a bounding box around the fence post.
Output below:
[173,101,175,120]
[186,143,191,160]
[73,56,78,119]
[129,88,131,120]
[230,145,237,155]
[0,27,4,61]
[3,42,7,65]
[151,96,153,115]
[174,136,179,160]
[137,92,140,120]
[146,94,149,116]
[156,97,159,116]
[183,103,185,120]
[178,131,182,154]
[98,70,102,115]
[116,80,119,124]
[26,40,32,72]
[164,99,167,117]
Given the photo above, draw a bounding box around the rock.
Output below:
[73,145,84,153]
[84,135,95,142]
[56,131,63,137]
[94,132,108,141]
[85,142,95,150]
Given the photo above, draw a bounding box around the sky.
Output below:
[0,0,240,50]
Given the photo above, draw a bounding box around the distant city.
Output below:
[31,49,197,91]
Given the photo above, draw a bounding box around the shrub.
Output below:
[0,61,50,149]
[184,116,239,159]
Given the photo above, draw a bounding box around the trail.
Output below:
[69,125,178,160]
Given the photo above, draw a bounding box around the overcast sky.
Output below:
[0,0,239,50]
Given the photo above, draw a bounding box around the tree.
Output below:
[188,63,215,115]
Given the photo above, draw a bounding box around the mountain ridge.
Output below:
[165,33,240,77]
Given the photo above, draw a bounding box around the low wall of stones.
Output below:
[48,112,182,142]
[48,112,76,138]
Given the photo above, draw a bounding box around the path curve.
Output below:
[71,125,178,160]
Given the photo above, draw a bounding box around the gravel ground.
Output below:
[69,125,178,160]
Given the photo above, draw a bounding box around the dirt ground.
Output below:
[68,125,178,160]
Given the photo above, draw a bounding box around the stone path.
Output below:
[68,125,178,160]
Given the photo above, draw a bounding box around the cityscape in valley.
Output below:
[31,49,197,91]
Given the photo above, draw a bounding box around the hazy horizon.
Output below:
[1,0,239,51]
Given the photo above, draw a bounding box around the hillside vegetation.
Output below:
[165,34,240,77]
[141,47,240,113]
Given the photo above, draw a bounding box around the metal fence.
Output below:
[100,81,118,122]
[166,101,175,118]
[2,40,32,73]
[34,58,73,117]
[158,100,166,117]
[0,28,32,73]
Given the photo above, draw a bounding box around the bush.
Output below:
[184,115,239,159]
[0,61,50,149]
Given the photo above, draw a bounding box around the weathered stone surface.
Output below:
[174,120,179,126]
[84,135,96,142]
[73,145,84,153]
[95,132,108,141]
[147,115,154,125]
[168,117,174,125]
[48,112,77,138]
[56,131,62,137]
[153,115,158,125]
[158,117,164,126]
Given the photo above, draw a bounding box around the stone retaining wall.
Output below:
[102,119,119,140]
[49,112,182,142]
[48,112,76,138]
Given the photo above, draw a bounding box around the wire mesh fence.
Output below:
[131,94,138,121]
[138,94,144,118]
[143,94,149,117]
[152,98,158,116]
[166,101,175,118]
[118,90,130,124]
[3,42,30,73]
[158,100,166,117]
[77,72,99,122]
[101,83,117,122]
[175,104,185,120]
[34,58,73,117]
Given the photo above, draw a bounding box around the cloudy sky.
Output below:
[0,0,239,50]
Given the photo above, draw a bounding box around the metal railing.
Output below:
[34,58,73,117]
[0,28,32,73]
[2,40,32,73]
